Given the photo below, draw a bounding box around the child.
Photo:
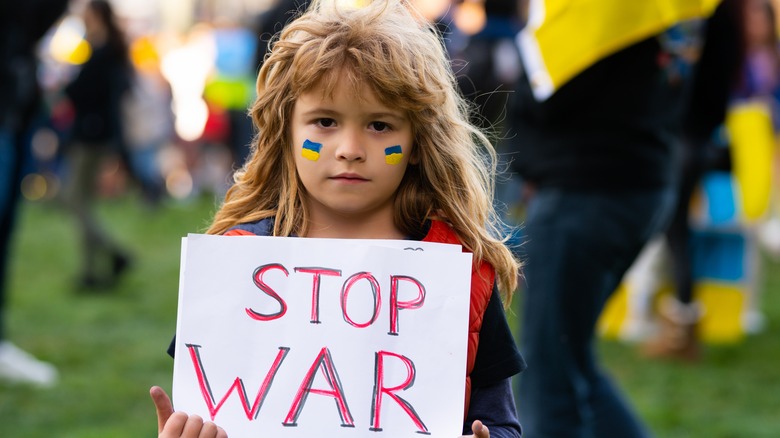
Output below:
[62,0,134,290]
[150,1,525,436]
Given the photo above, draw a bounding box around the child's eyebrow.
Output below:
[366,112,406,122]
[301,108,407,122]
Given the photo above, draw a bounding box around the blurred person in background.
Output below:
[203,22,257,177]
[122,37,175,208]
[736,0,780,101]
[740,0,780,329]
[450,0,524,133]
[61,0,133,291]
[253,0,310,70]
[509,1,726,436]
[739,0,780,257]
[0,0,68,386]
[642,0,746,361]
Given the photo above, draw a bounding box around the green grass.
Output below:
[1,194,779,436]
[0,194,218,438]
[596,256,780,437]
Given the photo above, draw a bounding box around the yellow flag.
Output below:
[726,100,776,222]
[518,0,722,100]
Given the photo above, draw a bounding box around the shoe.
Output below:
[0,341,58,387]
[641,296,702,362]
[619,315,656,343]
[75,273,112,293]
[757,217,780,260]
[111,252,132,282]
[742,310,767,335]
[75,252,133,293]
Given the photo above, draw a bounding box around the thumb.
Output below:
[472,420,490,438]
[150,385,175,433]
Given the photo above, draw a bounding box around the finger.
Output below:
[150,386,175,434]
[472,420,490,438]
[161,412,189,437]
[198,420,219,438]
[182,414,205,438]
[216,426,228,438]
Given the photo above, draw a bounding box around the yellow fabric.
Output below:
[599,283,745,344]
[597,283,629,338]
[697,282,745,344]
[518,0,722,100]
[726,100,776,222]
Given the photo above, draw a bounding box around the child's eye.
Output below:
[369,121,391,132]
[316,118,336,128]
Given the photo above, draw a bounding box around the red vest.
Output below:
[422,220,495,417]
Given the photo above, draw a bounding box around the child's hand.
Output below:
[460,420,490,437]
[150,386,227,438]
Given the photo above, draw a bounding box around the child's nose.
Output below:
[335,130,366,161]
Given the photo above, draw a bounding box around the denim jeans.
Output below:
[0,127,23,341]
[515,187,676,438]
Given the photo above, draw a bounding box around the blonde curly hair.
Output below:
[208,0,520,299]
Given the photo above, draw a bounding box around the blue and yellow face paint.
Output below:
[301,139,323,161]
[384,145,403,165]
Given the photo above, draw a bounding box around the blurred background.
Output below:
[1,0,780,436]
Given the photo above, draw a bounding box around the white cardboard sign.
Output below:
[172,234,473,437]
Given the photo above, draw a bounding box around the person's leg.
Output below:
[64,143,129,285]
[0,126,58,386]
[620,236,668,342]
[517,188,674,437]
[644,145,705,360]
[130,144,164,206]
[63,143,132,288]
[0,127,18,341]
[63,143,100,282]
[665,145,703,305]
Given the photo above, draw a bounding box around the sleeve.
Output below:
[463,377,522,437]
[683,0,745,140]
[224,218,274,236]
[167,336,176,358]
[470,285,526,387]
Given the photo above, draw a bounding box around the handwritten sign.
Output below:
[172,234,473,437]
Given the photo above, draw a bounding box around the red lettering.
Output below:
[369,351,428,434]
[186,344,289,421]
[246,263,289,321]
[341,272,381,328]
[283,347,354,428]
[293,267,342,323]
[388,275,426,335]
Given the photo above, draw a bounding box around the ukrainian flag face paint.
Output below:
[301,139,323,161]
[384,145,403,165]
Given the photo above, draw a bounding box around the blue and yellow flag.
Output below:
[302,139,323,161]
[518,0,722,100]
[384,145,403,165]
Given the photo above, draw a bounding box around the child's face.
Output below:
[291,78,414,228]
